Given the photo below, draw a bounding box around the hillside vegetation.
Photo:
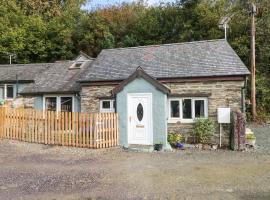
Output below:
[0,0,269,119]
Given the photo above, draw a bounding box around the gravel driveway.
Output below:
[0,124,269,200]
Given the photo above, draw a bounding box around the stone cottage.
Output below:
[78,39,250,149]
[0,39,250,149]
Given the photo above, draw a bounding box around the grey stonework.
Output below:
[81,80,245,146]
[81,85,115,113]
[165,80,245,146]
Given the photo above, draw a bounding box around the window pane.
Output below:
[45,97,57,111]
[61,97,73,112]
[102,101,111,109]
[0,85,4,99]
[170,101,180,118]
[183,99,192,119]
[195,100,205,118]
[6,85,14,99]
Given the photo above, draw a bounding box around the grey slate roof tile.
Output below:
[20,61,92,94]
[0,63,50,82]
[79,39,250,82]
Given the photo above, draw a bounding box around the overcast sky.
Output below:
[83,0,175,9]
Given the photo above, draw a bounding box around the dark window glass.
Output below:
[170,101,180,118]
[183,99,192,119]
[0,85,4,99]
[6,85,14,99]
[75,63,82,68]
[102,101,111,109]
[61,97,73,112]
[137,103,143,121]
[195,100,205,118]
[45,97,57,111]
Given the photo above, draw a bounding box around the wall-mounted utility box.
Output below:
[217,108,231,124]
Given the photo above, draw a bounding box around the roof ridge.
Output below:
[102,39,226,52]
[0,61,72,67]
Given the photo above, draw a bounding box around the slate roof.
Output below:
[0,63,50,83]
[20,61,92,94]
[79,39,250,82]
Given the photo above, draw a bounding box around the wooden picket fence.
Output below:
[0,107,119,149]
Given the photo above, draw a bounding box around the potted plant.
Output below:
[193,118,215,149]
[154,142,163,151]
[167,133,184,149]
[246,134,256,146]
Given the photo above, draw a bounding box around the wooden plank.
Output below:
[58,111,61,145]
[33,110,37,143]
[72,112,75,147]
[17,109,21,141]
[68,112,71,146]
[109,113,112,147]
[61,112,65,146]
[95,114,98,149]
[47,111,51,144]
[63,112,68,146]
[116,113,119,145]
[86,113,89,148]
[93,114,97,149]
[89,114,93,148]
[44,110,47,144]
[51,111,55,145]
[82,113,86,148]
[76,112,79,147]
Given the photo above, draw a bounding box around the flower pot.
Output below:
[176,143,184,149]
[246,139,256,146]
[154,144,163,151]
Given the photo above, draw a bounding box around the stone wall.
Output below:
[81,85,115,113]
[164,80,245,145]
[81,80,245,146]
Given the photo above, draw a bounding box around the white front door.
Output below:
[128,93,153,145]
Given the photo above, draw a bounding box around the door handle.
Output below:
[129,116,131,122]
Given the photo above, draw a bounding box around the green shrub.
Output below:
[168,133,183,145]
[193,118,215,144]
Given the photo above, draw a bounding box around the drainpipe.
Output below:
[241,77,247,113]
[16,74,19,97]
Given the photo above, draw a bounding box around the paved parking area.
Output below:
[0,124,269,200]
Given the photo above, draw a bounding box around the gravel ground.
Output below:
[248,123,270,153]
[0,124,269,200]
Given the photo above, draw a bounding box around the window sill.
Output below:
[167,119,194,124]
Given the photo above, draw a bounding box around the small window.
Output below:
[6,85,14,99]
[45,97,57,111]
[195,100,205,118]
[102,101,111,109]
[182,99,192,119]
[74,63,82,68]
[70,62,84,69]
[100,99,115,113]
[61,97,73,112]
[170,100,180,118]
[137,103,144,121]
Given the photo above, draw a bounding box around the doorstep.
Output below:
[124,144,154,152]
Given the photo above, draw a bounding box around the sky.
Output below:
[83,0,175,9]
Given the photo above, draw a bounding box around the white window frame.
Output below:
[100,99,115,113]
[43,95,74,112]
[0,84,15,100]
[168,97,208,123]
